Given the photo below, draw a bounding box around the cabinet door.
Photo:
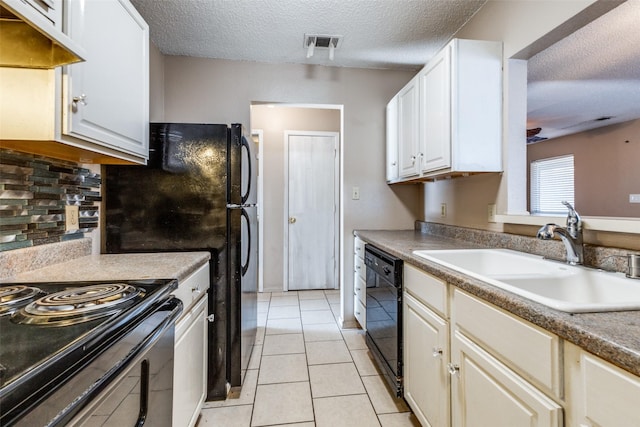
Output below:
[450,330,562,427]
[397,76,420,178]
[173,296,207,427]
[386,95,399,182]
[65,0,149,160]
[403,292,449,427]
[565,342,640,427]
[419,45,451,173]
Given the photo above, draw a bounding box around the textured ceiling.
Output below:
[527,0,640,140]
[130,0,639,141]
[129,0,486,71]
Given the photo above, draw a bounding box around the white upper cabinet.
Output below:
[0,0,149,164]
[397,76,420,178]
[388,38,503,183]
[418,45,451,173]
[385,95,399,182]
[64,0,149,162]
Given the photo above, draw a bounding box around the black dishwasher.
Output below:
[364,244,403,397]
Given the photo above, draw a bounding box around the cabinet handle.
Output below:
[191,285,201,295]
[355,287,361,291]
[356,265,361,270]
[72,94,87,107]
[410,155,416,164]
[432,347,443,358]
[391,161,397,166]
[355,311,360,315]
[447,363,460,376]
[206,314,215,322]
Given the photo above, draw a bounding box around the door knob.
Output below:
[289,217,296,224]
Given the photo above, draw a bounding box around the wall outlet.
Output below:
[630,194,640,204]
[440,203,447,218]
[352,186,360,200]
[65,205,79,231]
[488,203,497,223]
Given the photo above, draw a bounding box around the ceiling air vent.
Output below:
[304,34,343,60]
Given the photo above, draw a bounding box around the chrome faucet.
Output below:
[537,201,584,265]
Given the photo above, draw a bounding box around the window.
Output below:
[530,155,574,215]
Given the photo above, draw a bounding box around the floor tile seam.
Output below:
[360,374,404,421]
[300,321,338,326]
[302,337,346,344]
[256,378,311,386]
[262,351,306,357]
[311,392,369,402]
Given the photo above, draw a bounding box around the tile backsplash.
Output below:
[0,149,101,252]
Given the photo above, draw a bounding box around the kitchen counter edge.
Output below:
[1,252,212,284]
[355,229,640,378]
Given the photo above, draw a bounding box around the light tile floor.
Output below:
[198,290,421,427]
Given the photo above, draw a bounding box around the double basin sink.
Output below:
[413,249,640,313]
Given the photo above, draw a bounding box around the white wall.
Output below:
[158,56,421,325]
[149,42,165,122]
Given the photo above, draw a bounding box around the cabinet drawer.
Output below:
[354,274,366,305]
[354,255,366,281]
[453,289,561,396]
[404,264,448,318]
[355,297,366,329]
[173,262,210,315]
[354,236,365,259]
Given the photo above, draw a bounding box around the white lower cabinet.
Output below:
[172,262,210,427]
[565,342,640,427]
[404,292,450,427]
[450,329,562,427]
[354,235,366,328]
[403,266,564,427]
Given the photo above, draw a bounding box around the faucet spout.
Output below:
[536,201,584,265]
[537,224,583,265]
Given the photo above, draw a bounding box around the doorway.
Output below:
[250,104,342,293]
[285,131,339,290]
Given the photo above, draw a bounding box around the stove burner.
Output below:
[0,285,43,316]
[11,283,145,326]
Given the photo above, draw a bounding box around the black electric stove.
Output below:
[0,278,180,426]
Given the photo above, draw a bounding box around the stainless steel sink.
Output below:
[413,249,640,313]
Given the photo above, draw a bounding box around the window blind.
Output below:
[530,155,574,215]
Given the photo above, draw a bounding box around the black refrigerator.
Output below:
[103,123,258,400]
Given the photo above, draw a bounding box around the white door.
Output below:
[285,131,339,290]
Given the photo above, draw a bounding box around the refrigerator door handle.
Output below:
[240,136,253,205]
[241,208,251,276]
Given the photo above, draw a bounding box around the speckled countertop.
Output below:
[1,252,211,284]
[356,229,640,378]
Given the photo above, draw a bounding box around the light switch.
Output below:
[352,187,360,200]
[630,194,640,203]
